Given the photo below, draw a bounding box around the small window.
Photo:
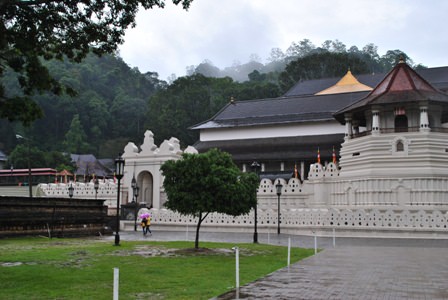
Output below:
[396,141,404,152]
[352,152,360,156]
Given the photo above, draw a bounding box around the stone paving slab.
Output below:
[110,231,448,299]
[215,246,448,300]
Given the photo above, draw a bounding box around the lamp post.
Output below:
[133,185,140,231]
[68,183,74,198]
[275,180,283,234]
[251,161,260,243]
[15,134,32,199]
[94,178,99,200]
[114,154,125,246]
[131,175,138,231]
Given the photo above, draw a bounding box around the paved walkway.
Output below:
[111,230,448,299]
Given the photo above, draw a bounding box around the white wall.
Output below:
[200,121,345,141]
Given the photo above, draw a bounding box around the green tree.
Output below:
[0,52,162,156]
[7,144,46,168]
[380,50,413,71]
[8,144,74,170]
[0,0,193,124]
[248,70,266,82]
[286,38,316,59]
[146,74,236,146]
[45,151,75,172]
[236,81,281,100]
[360,43,382,73]
[193,60,221,78]
[146,73,283,147]
[161,149,259,249]
[278,51,370,93]
[267,47,286,63]
[321,39,346,53]
[63,114,90,154]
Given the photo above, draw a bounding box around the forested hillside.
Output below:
[1,53,165,160]
[1,39,424,170]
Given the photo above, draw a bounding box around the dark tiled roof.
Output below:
[191,92,368,130]
[71,154,112,177]
[416,67,448,91]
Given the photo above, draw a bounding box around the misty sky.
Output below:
[119,0,448,81]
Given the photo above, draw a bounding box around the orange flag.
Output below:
[317,147,321,164]
[294,163,298,179]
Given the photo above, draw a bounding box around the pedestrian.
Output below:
[141,217,148,235]
[145,215,152,236]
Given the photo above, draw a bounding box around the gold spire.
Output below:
[315,70,373,95]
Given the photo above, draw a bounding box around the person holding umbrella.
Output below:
[140,213,152,236]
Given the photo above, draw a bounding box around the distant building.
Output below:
[71,154,113,181]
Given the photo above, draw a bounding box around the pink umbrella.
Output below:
[139,213,150,219]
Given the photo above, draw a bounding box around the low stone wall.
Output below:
[0,196,109,238]
[128,207,448,238]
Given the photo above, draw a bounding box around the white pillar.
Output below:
[280,162,285,172]
[419,106,430,132]
[344,115,352,140]
[300,161,305,181]
[372,110,380,135]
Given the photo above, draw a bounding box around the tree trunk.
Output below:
[194,211,209,249]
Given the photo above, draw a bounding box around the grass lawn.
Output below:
[0,237,314,299]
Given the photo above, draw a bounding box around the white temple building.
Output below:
[122,60,448,236]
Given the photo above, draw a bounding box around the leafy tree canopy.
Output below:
[161,148,259,248]
[0,0,193,125]
[7,143,73,170]
[278,51,371,92]
[1,52,166,157]
[63,114,90,154]
[146,73,282,147]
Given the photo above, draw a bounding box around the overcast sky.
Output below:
[119,0,448,81]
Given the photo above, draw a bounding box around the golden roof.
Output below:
[315,70,373,95]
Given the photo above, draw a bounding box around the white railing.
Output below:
[148,207,448,233]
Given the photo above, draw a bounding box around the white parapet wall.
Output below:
[121,207,448,238]
[122,164,448,237]
[36,180,118,209]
